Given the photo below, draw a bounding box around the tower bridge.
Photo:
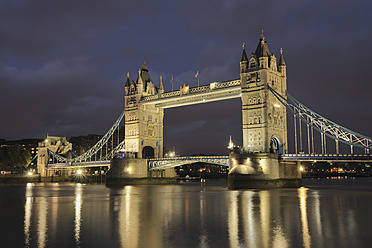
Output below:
[39,32,372,188]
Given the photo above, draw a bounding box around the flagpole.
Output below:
[171,75,174,92]
[195,71,199,88]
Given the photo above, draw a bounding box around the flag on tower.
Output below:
[170,76,173,83]
[194,71,199,77]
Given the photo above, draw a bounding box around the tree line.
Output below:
[0,145,31,173]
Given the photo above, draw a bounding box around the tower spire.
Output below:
[241,42,248,62]
[159,75,164,93]
[278,48,286,66]
[255,30,270,58]
[125,72,130,87]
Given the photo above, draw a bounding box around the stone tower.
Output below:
[37,136,72,176]
[124,64,164,158]
[240,32,288,154]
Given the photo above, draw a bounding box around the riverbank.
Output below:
[0,174,106,184]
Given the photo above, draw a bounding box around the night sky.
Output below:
[0,0,371,155]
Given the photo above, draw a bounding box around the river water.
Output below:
[1,177,372,248]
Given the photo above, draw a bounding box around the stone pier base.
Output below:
[228,153,302,190]
[106,157,177,186]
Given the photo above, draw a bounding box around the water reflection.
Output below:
[272,225,288,248]
[24,183,48,248]
[24,183,33,247]
[228,188,316,248]
[14,179,371,248]
[228,191,240,248]
[37,197,47,248]
[299,187,311,248]
[260,190,270,248]
[242,191,256,248]
[199,191,208,248]
[118,186,139,248]
[74,183,83,247]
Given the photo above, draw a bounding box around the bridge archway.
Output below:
[270,137,281,154]
[142,146,155,159]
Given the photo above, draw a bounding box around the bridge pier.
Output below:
[228,152,302,189]
[106,157,177,186]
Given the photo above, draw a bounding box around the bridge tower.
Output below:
[37,136,72,176]
[229,32,301,189]
[240,32,288,154]
[124,64,164,158]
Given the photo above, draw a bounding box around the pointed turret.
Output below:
[255,30,271,58]
[125,72,130,95]
[241,43,248,62]
[240,43,248,73]
[159,75,164,94]
[254,30,271,69]
[278,48,286,77]
[125,72,130,86]
[278,48,286,66]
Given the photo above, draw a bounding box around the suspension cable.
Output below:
[268,86,372,152]
[294,114,298,154]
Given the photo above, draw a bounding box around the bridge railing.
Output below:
[141,79,241,102]
[148,156,230,170]
[282,153,372,161]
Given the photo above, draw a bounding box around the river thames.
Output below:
[1,177,372,248]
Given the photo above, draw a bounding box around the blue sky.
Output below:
[0,0,371,155]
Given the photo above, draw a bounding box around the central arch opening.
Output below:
[164,99,242,156]
[142,146,155,159]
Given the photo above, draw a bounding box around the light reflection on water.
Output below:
[24,183,33,247]
[3,178,371,247]
[74,183,82,247]
[299,187,311,248]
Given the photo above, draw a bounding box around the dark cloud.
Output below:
[0,0,371,155]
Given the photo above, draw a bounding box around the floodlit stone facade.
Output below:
[240,32,288,154]
[124,65,164,158]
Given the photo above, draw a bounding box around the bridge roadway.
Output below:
[281,153,372,162]
[147,156,230,170]
[141,79,241,108]
[47,160,110,169]
[47,153,372,170]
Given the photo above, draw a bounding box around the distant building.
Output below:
[0,138,42,167]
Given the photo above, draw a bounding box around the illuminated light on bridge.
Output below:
[228,135,235,150]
